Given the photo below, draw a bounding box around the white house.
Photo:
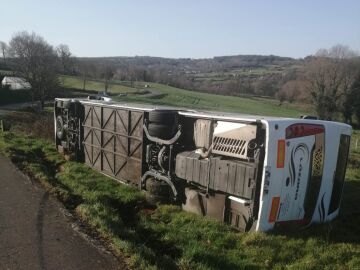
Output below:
[1,76,31,90]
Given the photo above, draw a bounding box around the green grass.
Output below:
[0,111,359,269]
[61,76,308,118]
[117,82,308,117]
[61,75,137,94]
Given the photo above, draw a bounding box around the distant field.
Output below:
[191,64,297,83]
[61,75,137,94]
[61,76,309,118]
[0,69,13,75]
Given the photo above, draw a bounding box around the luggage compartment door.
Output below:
[82,104,144,185]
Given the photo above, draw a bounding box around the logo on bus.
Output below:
[288,143,309,200]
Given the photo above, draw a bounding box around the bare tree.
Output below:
[276,88,287,105]
[316,44,358,59]
[78,60,97,91]
[307,45,359,121]
[339,59,360,123]
[0,41,7,63]
[253,78,278,97]
[307,58,343,120]
[9,31,59,109]
[101,64,115,94]
[277,80,302,103]
[56,44,72,74]
[127,66,137,87]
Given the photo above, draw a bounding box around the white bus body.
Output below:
[54,98,352,231]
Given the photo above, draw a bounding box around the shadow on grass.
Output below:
[271,179,360,245]
[329,180,360,244]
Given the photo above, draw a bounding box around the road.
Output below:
[0,154,124,270]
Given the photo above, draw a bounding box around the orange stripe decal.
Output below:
[269,196,280,223]
[277,139,285,168]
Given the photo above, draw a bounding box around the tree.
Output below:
[339,59,360,124]
[307,58,342,120]
[127,66,138,87]
[100,64,115,94]
[316,44,357,59]
[253,78,279,97]
[78,60,96,90]
[276,88,287,105]
[0,41,7,63]
[56,44,72,75]
[277,80,303,104]
[307,45,359,121]
[9,31,59,109]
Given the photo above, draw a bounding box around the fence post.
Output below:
[356,138,358,150]
[0,120,3,133]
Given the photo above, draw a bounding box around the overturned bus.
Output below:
[54,98,352,232]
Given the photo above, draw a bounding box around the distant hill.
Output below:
[0,54,305,98]
[78,54,300,72]
[75,54,304,98]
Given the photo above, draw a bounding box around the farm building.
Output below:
[1,76,31,90]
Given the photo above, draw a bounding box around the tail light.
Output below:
[286,124,324,139]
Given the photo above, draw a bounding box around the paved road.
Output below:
[0,155,123,270]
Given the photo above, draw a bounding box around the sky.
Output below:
[0,0,359,59]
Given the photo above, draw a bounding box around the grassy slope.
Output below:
[61,75,137,94]
[61,76,308,118]
[0,111,359,269]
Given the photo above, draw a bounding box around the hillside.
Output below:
[74,54,304,99]
[61,75,308,117]
[78,54,299,71]
[1,53,305,99]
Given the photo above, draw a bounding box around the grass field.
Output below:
[60,76,309,118]
[0,109,359,269]
[187,64,298,83]
[61,75,137,94]
[0,69,14,75]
